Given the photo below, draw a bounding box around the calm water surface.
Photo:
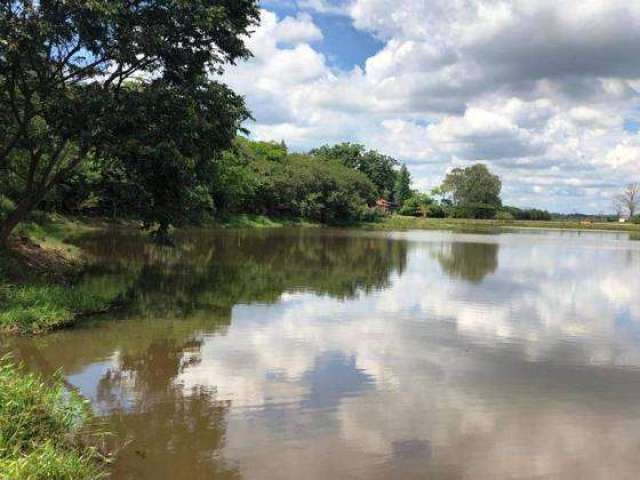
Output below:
[5,227,640,479]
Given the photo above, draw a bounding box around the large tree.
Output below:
[0,0,260,246]
[310,143,398,198]
[440,164,502,218]
[393,164,412,207]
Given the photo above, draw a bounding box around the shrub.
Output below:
[450,204,498,219]
[0,195,15,223]
[398,193,434,217]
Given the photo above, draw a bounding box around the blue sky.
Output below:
[224,0,640,213]
[263,0,383,70]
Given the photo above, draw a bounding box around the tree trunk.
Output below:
[0,197,36,248]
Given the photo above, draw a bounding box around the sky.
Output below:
[224,0,640,213]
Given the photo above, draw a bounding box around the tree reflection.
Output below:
[434,241,499,283]
[75,228,409,319]
[95,336,242,480]
[6,228,410,478]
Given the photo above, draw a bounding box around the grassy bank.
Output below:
[0,358,107,479]
[212,213,320,229]
[362,215,640,233]
[0,215,123,335]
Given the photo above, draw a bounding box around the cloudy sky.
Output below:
[224,0,640,213]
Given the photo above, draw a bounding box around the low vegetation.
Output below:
[0,282,118,335]
[365,215,640,233]
[0,358,107,479]
[0,216,123,335]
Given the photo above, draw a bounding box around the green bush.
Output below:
[0,195,15,223]
[631,215,640,225]
[397,193,434,217]
[450,204,498,219]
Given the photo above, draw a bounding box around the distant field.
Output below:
[363,215,640,234]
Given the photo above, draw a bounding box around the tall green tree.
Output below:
[393,164,412,207]
[440,164,502,218]
[0,0,259,246]
[311,143,398,198]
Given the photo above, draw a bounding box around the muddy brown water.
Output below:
[4,227,640,479]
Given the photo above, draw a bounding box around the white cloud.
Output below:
[223,2,640,212]
[274,13,323,45]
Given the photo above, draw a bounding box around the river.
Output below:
[5,227,640,479]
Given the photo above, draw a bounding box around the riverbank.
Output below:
[0,215,123,335]
[210,213,321,229]
[1,217,112,478]
[362,215,640,233]
[0,358,107,479]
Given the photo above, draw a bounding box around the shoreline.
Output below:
[2,212,638,336]
[359,215,640,234]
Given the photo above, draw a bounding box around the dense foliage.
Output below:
[0,0,260,245]
[311,143,399,198]
[439,164,503,219]
[36,137,384,225]
[212,138,379,223]
[393,165,413,207]
[498,206,552,221]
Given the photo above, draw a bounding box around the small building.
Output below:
[375,198,397,214]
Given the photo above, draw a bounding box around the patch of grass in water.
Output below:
[0,282,119,335]
[0,358,107,479]
[0,222,124,335]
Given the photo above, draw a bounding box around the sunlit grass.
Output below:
[13,213,98,260]
[0,213,125,335]
[0,282,119,335]
[362,215,640,233]
[0,359,107,479]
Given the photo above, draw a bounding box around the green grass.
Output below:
[1,213,124,335]
[214,214,320,229]
[361,215,640,233]
[13,213,101,260]
[0,358,107,479]
[0,282,119,335]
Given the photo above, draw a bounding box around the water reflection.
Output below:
[5,228,640,479]
[434,241,499,283]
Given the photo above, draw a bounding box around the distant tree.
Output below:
[311,143,398,198]
[0,0,260,246]
[393,164,412,207]
[439,164,502,218]
[398,193,433,217]
[616,183,640,218]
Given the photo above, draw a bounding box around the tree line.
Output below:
[1,0,599,248]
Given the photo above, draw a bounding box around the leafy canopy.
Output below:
[0,0,260,243]
[393,164,412,207]
[440,164,502,209]
[311,143,399,198]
